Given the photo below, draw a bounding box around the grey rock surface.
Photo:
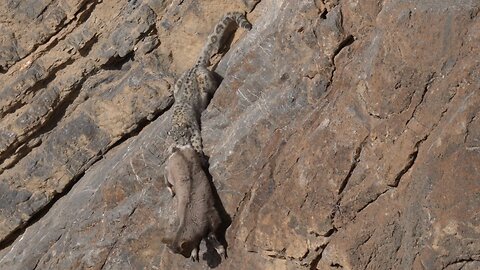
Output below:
[0,0,479,269]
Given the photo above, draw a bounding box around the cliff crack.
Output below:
[41,0,100,56]
[464,114,477,143]
[3,0,95,73]
[338,135,368,194]
[331,35,355,63]
[31,233,63,270]
[442,258,480,270]
[0,100,171,250]
[0,167,91,251]
[0,57,75,119]
[326,34,354,94]
[356,188,389,214]
[35,1,55,20]
[390,136,427,187]
[330,262,344,268]
[404,73,436,127]
[309,255,321,270]
[0,0,101,121]
[0,62,92,175]
[244,0,262,12]
[99,206,138,270]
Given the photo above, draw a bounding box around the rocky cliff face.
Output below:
[0,0,479,269]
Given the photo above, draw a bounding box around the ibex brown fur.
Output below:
[162,146,225,261]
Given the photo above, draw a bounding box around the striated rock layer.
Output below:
[0,0,479,269]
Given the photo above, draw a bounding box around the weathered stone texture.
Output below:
[0,0,479,269]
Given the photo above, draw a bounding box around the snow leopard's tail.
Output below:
[195,12,252,67]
